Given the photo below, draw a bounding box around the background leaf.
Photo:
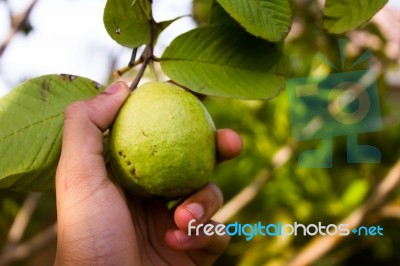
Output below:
[0,74,103,191]
[161,25,287,100]
[216,0,292,42]
[103,0,151,48]
[323,0,388,34]
[341,179,369,211]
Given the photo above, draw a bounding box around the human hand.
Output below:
[55,82,242,265]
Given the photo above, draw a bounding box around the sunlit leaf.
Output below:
[209,2,239,27]
[103,0,151,48]
[161,25,287,100]
[324,0,388,34]
[216,0,292,41]
[0,74,103,191]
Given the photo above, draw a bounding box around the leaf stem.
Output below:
[129,0,156,91]
[114,58,143,79]
[128,48,138,67]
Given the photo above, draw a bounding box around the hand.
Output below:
[55,82,242,266]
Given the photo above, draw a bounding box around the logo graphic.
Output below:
[188,219,384,241]
[286,39,382,168]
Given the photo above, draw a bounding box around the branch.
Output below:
[288,160,400,266]
[0,224,57,266]
[0,0,39,58]
[212,143,295,223]
[129,0,156,91]
[5,193,42,246]
[113,48,141,78]
[377,203,400,220]
[212,169,271,223]
[129,46,152,90]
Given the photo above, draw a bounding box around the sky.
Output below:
[0,0,399,97]
[0,0,195,96]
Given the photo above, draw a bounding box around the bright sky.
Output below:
[0,0,195,96]
[0,0,399,97]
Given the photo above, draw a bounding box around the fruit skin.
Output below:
[109,81,216,199]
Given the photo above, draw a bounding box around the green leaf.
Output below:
[216,0,292,42]
[161,25,287,100]
[103,0,151,48]
[209,2,240,27]
[323,0,388,34]
[0,74,103,191]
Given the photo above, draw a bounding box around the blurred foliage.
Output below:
[201,0,400,265]
[1,0,400,265]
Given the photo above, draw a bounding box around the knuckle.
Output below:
[64,101,89,121]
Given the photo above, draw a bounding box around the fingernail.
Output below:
[185,203,204,220]
[104,82,121,94]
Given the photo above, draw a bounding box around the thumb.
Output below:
[65,81,131,132]
[55,82,134,262]
[61,81,130,157]
[56,81,130,195]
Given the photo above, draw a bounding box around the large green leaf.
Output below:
[216,0,291,42]
[161,25,287,100]
[323,0,388,34]
[0,74,103,191]
[209,1,240,27]
[103,0,151,48]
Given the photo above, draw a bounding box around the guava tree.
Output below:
[1,0,397,265]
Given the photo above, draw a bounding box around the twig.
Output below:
[113,49,141,78]
[0,192,43,264]
[5,193,42,246]
[0,0,38,58]
[0,224,57,266]
[288,160,400,266]
[129,0,156,91]
[129,46,152,90]
[212,169,271,223]
[128,48,138,67]
[212,143,295,223]
[376,204,400,220]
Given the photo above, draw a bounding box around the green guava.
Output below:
[108,81,216,199]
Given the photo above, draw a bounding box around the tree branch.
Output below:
[129,0,156,91]
[287,160,400,266]
[213,143,295,223]
[0,0,39,58]
[0,224,57,266]
[5,193,42,246]
[0,193,56,266]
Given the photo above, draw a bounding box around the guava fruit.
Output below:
[108,81,216,199]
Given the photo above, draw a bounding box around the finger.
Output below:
[164,221,230,265]
[216,129,243,162]
[56,81,130,193]
[174,183,223,230]
[61,81,130,155]
[55,82,135,262]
